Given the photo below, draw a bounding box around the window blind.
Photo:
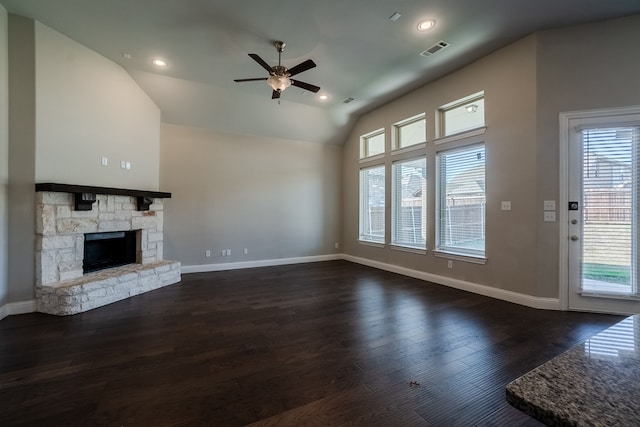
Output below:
[437,144,486,257]
[392,158,426,249]
[581,126,639,295]
[359,165,385,243]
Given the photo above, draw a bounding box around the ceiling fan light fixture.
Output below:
[267,74,291,92]
[417,19,436,32]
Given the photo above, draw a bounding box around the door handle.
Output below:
[570,235,579,241]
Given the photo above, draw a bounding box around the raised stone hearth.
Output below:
[37,261,180,315]
[35,186,181,315]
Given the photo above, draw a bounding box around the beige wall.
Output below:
[343,35,541,296]
[343,14,640,300]
[4,17,163,306]
[534,14,640,298]
[7,14,36,303]
[0,5,8,308]
[35,22,160,190]
[160,124,342,266]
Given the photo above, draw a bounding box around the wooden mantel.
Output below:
[35,183,171,211]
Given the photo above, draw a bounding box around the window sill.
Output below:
[358,240,385,248]
[434,126,487,145]
[391,142,427,156]
[390,244,427,255]
[359,153,385,164]
[433,250,487,265]
[580,292,640,301]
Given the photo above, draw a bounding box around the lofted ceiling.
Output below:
[2,0,640,144]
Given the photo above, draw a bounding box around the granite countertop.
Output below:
[506,314,640,426]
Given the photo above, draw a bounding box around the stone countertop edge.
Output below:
[505,314,640,427]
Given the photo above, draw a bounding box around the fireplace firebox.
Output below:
[83,231,137,273]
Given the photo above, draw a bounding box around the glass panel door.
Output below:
[568,125,640,314]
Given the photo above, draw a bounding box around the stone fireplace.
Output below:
[35,183,181,315]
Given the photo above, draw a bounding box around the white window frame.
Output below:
[435,143,487,262]
[359,164,386,245]
[391,156,427,251]
[392,113,426,152]
[436,91,485,141]
[360,128,386,160]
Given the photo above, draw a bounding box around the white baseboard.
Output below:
[1,255,560,319]
[343,255,561,310]
[0,299,36,320]
[181,254,343,274]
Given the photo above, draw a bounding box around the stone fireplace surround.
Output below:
[35,183,181,315]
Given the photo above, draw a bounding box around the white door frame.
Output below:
[559,105,640,312]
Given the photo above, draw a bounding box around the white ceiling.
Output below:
[3,0,640,144]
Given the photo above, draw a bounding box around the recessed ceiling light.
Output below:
[319,94,329,101]
[417,19,436,32]
[121,52,132,59]
[152,58,168,68]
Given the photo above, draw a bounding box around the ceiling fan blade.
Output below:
[234,78,268,82]
[248,54,273,73]
[272,90,281,99]
[287,59,316,77]
[291,80,320,93]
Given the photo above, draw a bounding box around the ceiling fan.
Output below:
[234,41,320,100]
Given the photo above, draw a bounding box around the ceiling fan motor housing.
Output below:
[272,65,288,77]
[233,40,320,99]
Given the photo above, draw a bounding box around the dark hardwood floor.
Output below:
[0,260,623,426]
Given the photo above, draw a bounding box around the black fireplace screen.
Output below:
[83,231,137,273]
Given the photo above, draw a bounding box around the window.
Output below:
[436,144,486,258]
[438,92,485,137]
[360,129,385,159]
[359,165,385,243]
[392,158,427,249]
[394,114,426,149]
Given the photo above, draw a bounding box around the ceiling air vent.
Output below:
[342,97,354,104]
[420,40,450,57]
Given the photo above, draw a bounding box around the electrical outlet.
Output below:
[125,161,131,170]
[120,160,126,169]
[544,200,556,211]
[222,249,227,256]
[447,260,453,269]
[101,156,108,166]
[243,248,248,254]
[205,250,211,257]
[501,201,511,211]
[334,242,340,249]
[544,212,556,222]
[227,249,231,256]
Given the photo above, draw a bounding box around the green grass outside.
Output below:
[583,263,630,285]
